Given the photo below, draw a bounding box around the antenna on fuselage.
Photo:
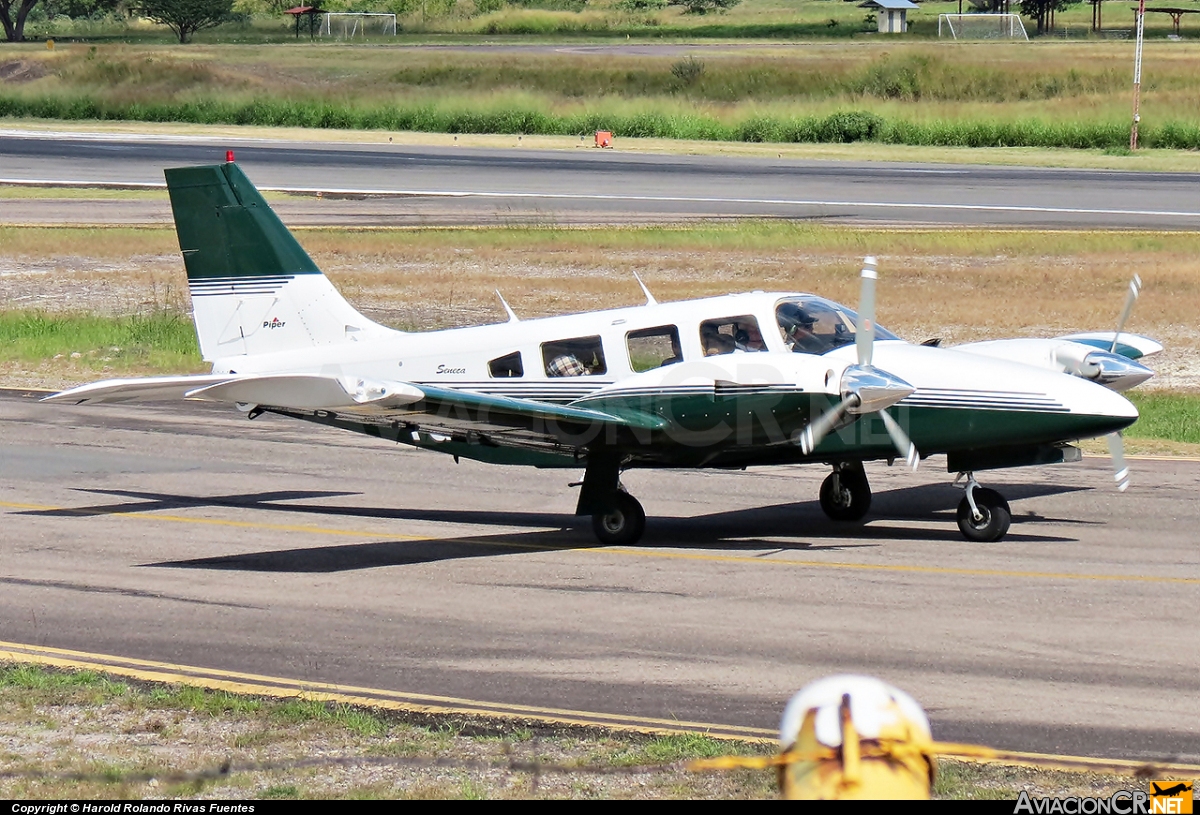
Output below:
[633,272,658,306]
[495,290,520,322]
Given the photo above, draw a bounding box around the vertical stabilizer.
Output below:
[165,162,392,361]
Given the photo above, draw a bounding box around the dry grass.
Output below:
[0,664,773,800]
[2,223,1197,389]
[5,40,1200,138]
[0,663,1147,800]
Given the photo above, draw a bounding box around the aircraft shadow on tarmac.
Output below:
[14,482,1084,573]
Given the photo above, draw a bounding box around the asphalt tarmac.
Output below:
[4,132,1200,228]
[1,389,1197,762]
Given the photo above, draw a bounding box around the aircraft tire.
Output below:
[819,466,871,522]
[592,492,646,546]
[956,489,1011,542]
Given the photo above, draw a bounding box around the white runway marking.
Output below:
[3,177,1199,221]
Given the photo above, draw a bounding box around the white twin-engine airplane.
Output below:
[46,160,1161,545]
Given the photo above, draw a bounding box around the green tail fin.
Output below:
[165,162,321,281]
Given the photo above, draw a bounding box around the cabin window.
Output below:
[542,336,607,377]
[699,316,766,356]
[626,325,682,372]
[488,351,524,378]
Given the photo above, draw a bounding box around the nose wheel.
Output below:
[819,462,872,522]
[955,472,1011,542]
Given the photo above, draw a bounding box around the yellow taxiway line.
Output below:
[3,498,1199,586]
[3,639,1199,776]
[0,639,773,742]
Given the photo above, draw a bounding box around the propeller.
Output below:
[797,257,920,470]
[1107,432,1130,492]
[1111,273,1142,354]
[1052,274,1153,391]
[1104,274,1140,491]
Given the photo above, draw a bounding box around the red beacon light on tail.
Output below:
[225,150,235,163]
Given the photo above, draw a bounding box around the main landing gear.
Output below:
[954,472,1011,543]
[576,457,646,546]
[591,491,646,546]
[818,463,1014,543]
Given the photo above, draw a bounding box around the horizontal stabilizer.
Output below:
[187,375,424,410]
[43,373,425,411]
[41,374,239,405]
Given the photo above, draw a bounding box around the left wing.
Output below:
[44,372,666,464]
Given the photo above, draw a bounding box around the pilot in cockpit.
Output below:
[779,304,826,354]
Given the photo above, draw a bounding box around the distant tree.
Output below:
[1018,0,1081,34]
[0,0,41,41]
[41,0,121,16]
[134,0,233,42]
[666,0,738,14]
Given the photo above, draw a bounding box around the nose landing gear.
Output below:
[954,472,1011,542]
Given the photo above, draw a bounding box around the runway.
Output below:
[2,389,1197,762]
[3,131,1200,228]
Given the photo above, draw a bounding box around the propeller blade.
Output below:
[879,409,920,471]
[1110,274,1142,354]
[1107,432,1130,492]
[856,257,877,368]
[798,394,858,455]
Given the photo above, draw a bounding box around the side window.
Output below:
[699,316,766,356]
[542,336,607,377]
[626,325,682,372]
[488,351,524,378]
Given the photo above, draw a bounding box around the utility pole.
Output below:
[1131,0,1146,150]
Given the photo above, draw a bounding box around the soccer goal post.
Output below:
[320,12,398,38]
[938,13,1029,40]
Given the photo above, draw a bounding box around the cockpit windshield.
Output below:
[776,297,899,356]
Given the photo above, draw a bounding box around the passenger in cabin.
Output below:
[702,325,734,356]
[735,323,766,352]
[660,335,683,366]
[547,354,588,377]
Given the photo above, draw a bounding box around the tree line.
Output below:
[0,0,1090,45]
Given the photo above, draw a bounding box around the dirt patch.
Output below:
[0,60,48,84]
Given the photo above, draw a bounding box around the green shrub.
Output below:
[670,55,705,86]
[667,0,739,13]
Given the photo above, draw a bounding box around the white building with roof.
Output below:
[859,0,919,33]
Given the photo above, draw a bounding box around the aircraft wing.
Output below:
[44,374,666,461]
[1054,332,1163,359]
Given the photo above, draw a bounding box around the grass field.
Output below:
[1,221,1197,445]
[0,311,201,374]
[0,662,1151,799]
[3,26,1199,147]
[1,221,1195,343]
[16,0,1197,42]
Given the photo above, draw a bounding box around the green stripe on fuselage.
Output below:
[165,163,321,281]
[592,388,1135,465]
